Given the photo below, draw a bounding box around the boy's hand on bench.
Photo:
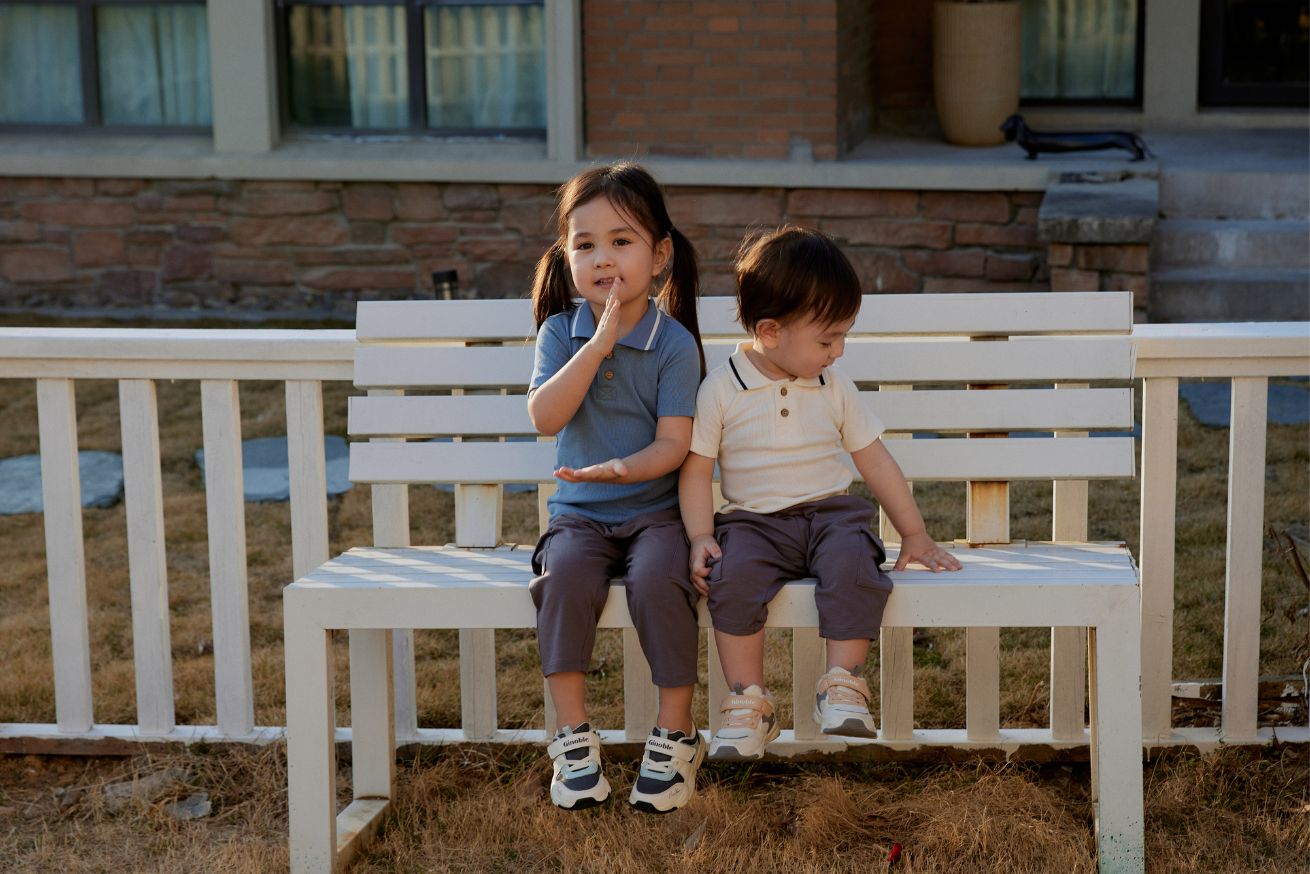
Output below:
[554,458,629,483]
[894,532,962,573]
[688,534,721,597]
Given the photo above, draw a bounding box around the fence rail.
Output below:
[0,321,1306,752]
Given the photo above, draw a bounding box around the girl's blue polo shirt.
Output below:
[530,300,700,524]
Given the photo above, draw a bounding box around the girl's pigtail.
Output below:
[531,241,574,329]
[660,226,706,377]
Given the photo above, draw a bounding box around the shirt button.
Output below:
[780,408,789,417]
[605,352,613,359]
[780,386,788,397]
[604,370,615,380]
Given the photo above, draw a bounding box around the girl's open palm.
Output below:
[554,458,629,483]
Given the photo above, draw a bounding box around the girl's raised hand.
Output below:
[588,282,623,357]
[554,457,629,483]
[893,532,963,572]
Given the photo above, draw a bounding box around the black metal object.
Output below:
[431,269,459,299]
[1000,114,1153,162]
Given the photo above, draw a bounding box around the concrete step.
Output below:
[1160,169,1310,220]
[1152,219,1310,269]
[1148,267,1310,322]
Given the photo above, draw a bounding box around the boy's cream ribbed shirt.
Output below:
[690,343,885,515]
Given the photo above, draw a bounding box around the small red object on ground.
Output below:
[888,842,903,864]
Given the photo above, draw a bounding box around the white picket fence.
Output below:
[0,320,1305,751]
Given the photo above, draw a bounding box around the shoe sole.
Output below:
[709,723,780,761]
[555,794,607,811]
[552,777,612,810]
[814,710,878,739]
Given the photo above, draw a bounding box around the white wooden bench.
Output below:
[284,291,1144,872]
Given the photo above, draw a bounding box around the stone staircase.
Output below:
[1150,167,1310,322]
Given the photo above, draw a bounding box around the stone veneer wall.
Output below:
[1047,243,1150,320]
[0,177,1053,318]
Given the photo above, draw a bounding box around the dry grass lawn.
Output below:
[0,316,1306,870]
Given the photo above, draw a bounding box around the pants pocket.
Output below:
[857,528,893,593]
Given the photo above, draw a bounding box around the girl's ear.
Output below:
[651,235,673,276]
[756,318,782,348]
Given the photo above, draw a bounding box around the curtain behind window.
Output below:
[0,5,82,124]
[426,4,545,129]
[1022,0,1138,100]
[98,5,211,125]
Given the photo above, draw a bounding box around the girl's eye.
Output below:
[614,238,630,246]
[575,242,592,251]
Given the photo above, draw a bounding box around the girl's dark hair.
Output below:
[734,225,862,334]
[530,162,704,375]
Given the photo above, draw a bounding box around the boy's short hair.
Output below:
[734,225,863,333]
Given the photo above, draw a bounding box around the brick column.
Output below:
[583,1,873,160]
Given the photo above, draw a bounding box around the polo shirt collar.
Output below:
[728,342,826,390]
[570,298,664,351]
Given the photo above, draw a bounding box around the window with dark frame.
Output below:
[0,0,211,130]
[278,0,547,136]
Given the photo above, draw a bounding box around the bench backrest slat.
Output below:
[353,336,1134,389]
[349,437,1135,485]
[348,387,1134,437]
[354,292,1132,341]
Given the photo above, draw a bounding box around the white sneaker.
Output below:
[813,666,877,738]
[709,685,779,760]
[628,726,706,814]
[546,722,611,809]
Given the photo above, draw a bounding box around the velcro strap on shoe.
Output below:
[818,674,871,699]
[644,734,699,763]
[547,730,600,761]
[719,694,772,716]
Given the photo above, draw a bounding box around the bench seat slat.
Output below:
[354,337,1134,389]
[353,293,1132,342]
[347,388,1134,437]
[348,436,1135,484]
[288,546,1138,631]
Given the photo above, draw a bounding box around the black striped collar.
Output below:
[727,342,827,391]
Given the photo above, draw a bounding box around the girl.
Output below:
[527,163,706,813]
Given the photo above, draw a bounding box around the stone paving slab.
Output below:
[1180,379,1310,428]
[0,451,124,515]
[194,436,352,503]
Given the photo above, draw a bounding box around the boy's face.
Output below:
[753,313,855,380]
[566,196,670,312]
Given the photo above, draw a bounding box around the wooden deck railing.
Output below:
[0,321,1305,752]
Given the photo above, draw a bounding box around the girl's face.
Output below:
[751,313,855,381]
[566,196,670,311]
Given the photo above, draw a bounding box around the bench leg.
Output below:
[285,610,337,873]
[1092,617,1145,873]
[350,629,395,797]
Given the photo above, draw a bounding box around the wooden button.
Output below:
[780,386,788,396]
[605,352,613,359]
[780,408,789,417]
[604,370,615,380]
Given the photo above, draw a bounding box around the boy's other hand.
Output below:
[554,457,628,483]
[688,534,721,596]
[894,532,962,572]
